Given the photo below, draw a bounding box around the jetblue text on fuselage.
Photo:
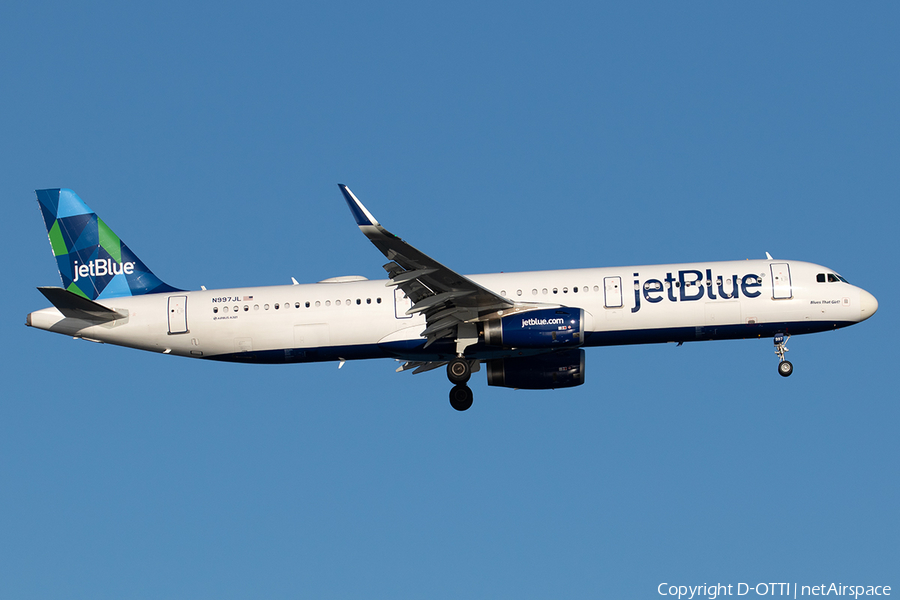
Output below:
[72,259,135,282]
[631,269,763,313]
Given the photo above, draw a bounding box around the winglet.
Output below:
[338,184,380,227]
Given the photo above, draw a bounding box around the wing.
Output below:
[339,184,515,349]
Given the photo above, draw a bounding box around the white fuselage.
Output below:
[27,259,876,364]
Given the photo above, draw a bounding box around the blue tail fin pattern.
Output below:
[35,188,179,300]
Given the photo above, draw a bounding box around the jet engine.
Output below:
[483,307,584,348]
[486,349,585,390]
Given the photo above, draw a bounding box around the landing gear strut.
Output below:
[775,334,793,377]
[447,357,473,410]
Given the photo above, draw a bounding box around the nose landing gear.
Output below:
[775,334,793,377]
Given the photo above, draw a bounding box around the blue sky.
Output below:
[1,2,897,598]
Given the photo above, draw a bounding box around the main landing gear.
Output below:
[447,357,474,411]
[774,334,793,377]
[449,384,474,411]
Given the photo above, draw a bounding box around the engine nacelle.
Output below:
[486,349,585,390]
[483,307,584,348]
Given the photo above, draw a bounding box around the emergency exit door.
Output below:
[394,288,412,319]
[604,276,623,308]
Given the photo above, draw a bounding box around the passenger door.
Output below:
[167,295,188,334]
[770,263,792,300]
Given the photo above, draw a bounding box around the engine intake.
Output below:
[483,307,584,348]
[486,349,585,390]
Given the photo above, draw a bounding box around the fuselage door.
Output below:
[167,295,188,334]
[394,288,413,319]
[604,276,623,308]
[770,263,792,300]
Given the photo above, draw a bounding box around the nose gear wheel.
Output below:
[774,334,793,377]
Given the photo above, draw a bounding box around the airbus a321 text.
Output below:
[27,186,878,410]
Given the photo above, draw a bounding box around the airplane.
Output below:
[27,186,878,411]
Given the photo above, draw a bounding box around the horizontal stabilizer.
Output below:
[37,286,124,322]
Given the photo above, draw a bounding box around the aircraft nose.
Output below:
[859,289,878,322]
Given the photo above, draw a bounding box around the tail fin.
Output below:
[35,188,180,300]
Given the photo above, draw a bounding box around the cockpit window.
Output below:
[817,273,826,283]
[828,273,839,283]
[837,274,849,283]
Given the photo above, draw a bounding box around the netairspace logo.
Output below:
[73,259,135,282]
[658,582,892,600]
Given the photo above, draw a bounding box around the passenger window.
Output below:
[532,289,538,295]
[542,288,548,295]
[367,298,372,304]
[501,290,506,296]
[223,306,228,313]
[315,301,321,307]
[593,285,599,292]
[213,307,218,313]
[357,299,361,305]
[325,301,331,306]
[336,300,341,306]
[377,298,382,304]
[553,288,558,294]
[573,286,578,293]
[264,304,269,310]
[516,290,522,296]
[305,302,310,308]
[244,305,249,311]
